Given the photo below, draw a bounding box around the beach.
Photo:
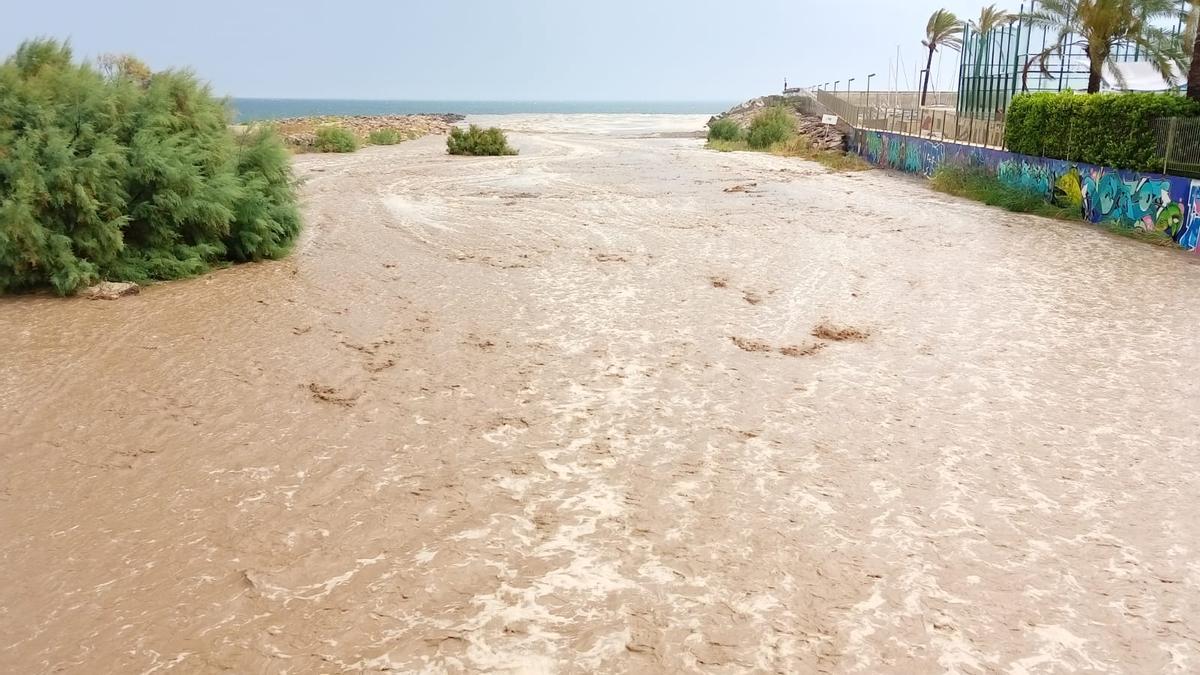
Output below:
[2,114,1199,673]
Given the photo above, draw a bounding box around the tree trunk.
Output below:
[1188,27,1200,100]
[1087,46,1106,94]
[921,45,936,106]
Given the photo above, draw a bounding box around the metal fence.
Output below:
[816,88,1200,175]
[814,89,1007,149]
[1154,117,1200,177]
[957,0,1191,118]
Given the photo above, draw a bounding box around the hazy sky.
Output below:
[3,0,995,100]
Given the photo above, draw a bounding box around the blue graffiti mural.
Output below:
[1181,183,1200,250]
[853,130,1198,251]
[862,133,944,178]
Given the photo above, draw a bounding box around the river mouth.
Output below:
[3,115,1199,673]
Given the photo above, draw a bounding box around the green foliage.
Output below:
[446,125,518,156]
[367,128,403,145]
[0,38,300,294]
[769,137,871,172]
[929,165,1081,219]
[707,118,743,142]
[1005,91,1200,171]
[225,129,302,261]
[746,107,795,149]
[313,126,359,153]
[925,9,964,52]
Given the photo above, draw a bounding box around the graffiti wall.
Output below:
[853,130,1200,251]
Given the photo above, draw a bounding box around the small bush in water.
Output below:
[447,125,517,156]
[707,118,743,142]
[367,128,403,145]
[746,106,795,149]
[313,126,359,153]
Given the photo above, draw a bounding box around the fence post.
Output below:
[1164,117,1176,175]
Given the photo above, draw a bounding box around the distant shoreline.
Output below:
[231,98,736,122]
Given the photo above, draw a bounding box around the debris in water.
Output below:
[83,281,139,300]
[811,321,870,341]
[730,336,773,352]
[779,342,825,357]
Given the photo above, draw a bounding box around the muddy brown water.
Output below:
[3,115,1200,674]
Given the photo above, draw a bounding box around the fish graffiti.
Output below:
[853,130,1198,251]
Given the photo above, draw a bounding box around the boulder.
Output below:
[710,95,847,152]
[268,114,468,149]
[84,281,140,300]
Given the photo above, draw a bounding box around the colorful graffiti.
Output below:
[862,132,943,178]
[1183,183,1200,250]
[853,130,1199,252]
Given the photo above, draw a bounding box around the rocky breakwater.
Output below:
[710,95,846,151]
[269,113,466,148]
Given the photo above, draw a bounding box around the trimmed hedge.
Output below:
[1004,91,1200,172]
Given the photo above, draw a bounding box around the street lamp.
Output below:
[866,73,876,126]
[823,82,829,90]
[834,80,840,95]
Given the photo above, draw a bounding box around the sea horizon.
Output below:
[231,98,736,122]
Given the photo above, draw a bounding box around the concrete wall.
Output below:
[852,129,1200,252]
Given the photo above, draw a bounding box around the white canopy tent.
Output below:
[1102,60,1186,93]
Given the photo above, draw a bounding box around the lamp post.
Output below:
[866,73,876,127]
[823,82,829,91]
[918,69,931,137]
[834,80,840,95]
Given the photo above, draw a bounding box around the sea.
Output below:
[231,99,735,122]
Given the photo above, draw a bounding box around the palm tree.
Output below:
[966,5,1012,110]
[922,9,964,106]
[970,4,1011,34]
[1027,0,1185,94]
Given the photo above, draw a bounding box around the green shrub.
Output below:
[367,128,403,145]
[746,106,795,149]
[0,38,300,294]
[929,165,1079,220]
[1005,91,1200,171]
[707,118,743,142]
[770,137,870,172]
[446,125,517,156]
[313,126,359,153]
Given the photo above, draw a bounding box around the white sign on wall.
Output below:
[821,114,839,125]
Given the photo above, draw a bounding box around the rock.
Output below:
[84,281,139,300]
[265,114,467,149]
[710,95,847,152]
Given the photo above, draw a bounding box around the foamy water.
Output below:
[2,116,1199,673]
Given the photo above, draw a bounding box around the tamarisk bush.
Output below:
[0,39,300,294]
